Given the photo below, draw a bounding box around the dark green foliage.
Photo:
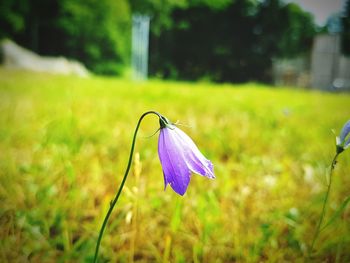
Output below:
[0,0,315,80]
[278,3,315,57]
[342,0,350,56]
[0,0,131,75]
[149,0,316,83]
[0,0,29,39]
[255,1,315,58]
[129,0,186,36]
[149,0,261,82]
[129,0,231,36]
[57,0,131,74]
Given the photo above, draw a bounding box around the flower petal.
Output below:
[158,128,191,195]
[339,120,350,144]
[172,127,215,179]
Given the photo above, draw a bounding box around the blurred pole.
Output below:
[132,14,150,81]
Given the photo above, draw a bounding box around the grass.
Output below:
[0,68,349,262]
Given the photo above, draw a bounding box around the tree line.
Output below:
[0,0,347,82]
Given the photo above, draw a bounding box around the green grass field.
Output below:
[1,68,350,262]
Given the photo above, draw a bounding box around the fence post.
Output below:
[132,14,150,81]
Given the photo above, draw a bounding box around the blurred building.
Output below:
[273,33,350,91]
[311,33,350,91]
[273,57,310,88]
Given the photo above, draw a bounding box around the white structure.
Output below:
[131,14,150,81]
[311,34,350,90]
[0,39,89,77]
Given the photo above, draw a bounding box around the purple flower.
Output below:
[157,117,215,195]
[336,120,350,153]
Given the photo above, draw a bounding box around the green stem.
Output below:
[309,153,339,256]
[93,111,162,263]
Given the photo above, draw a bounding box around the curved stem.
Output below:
[93,111,162,263]
[309,153,339,256]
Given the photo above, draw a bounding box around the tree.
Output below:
[0,0,131,75]
[148,0,258,81]
[279,3,315,57]
[0,0,28,39]
[1,0,316,80]
[148,0,315,83]
[342,0,350,56]
[253,0,315,80]
[57,0,131,74]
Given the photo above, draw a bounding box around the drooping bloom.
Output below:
[336,120,350,153]
[157,116,215,195]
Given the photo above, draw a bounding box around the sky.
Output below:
[285,0,347,25]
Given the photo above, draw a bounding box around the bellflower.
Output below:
[310,119,350,254]
[158,116,215,195]
[94,111,215,262]
[336,120,350,153]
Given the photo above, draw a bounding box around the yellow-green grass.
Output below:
[0,68,349,262]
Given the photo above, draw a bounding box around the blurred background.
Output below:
[1,0,350,262]
[0,0,349,89]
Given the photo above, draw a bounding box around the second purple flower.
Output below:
[336,120,350,153]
